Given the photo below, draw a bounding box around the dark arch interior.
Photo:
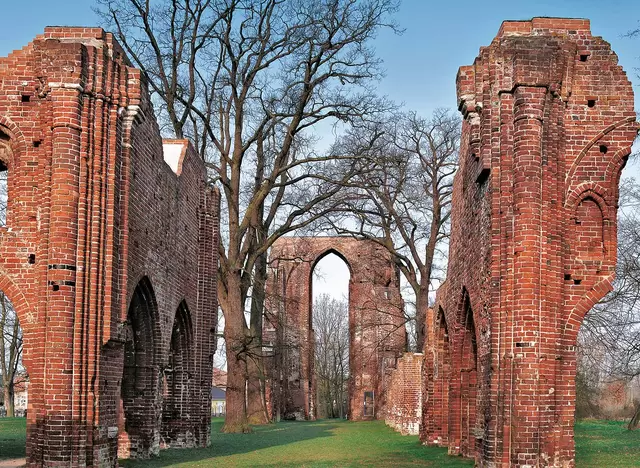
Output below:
[161,300,194,444]
[458,291,478,456]
[435,307,451,440]
[119,277,160,458]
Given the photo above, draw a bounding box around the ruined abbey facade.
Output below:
[265,18,638,468]
[263,237,406,421]
[419,18,637,466]
[0,15,637,468]
[0,28,219,466]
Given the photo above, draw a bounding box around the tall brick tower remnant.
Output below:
[0,28,219,466]
[421,18,637,467]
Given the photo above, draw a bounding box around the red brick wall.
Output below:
[421,18,637,467]
[0,28,219,467]
[384,352,423,435]
[264,237,406,421]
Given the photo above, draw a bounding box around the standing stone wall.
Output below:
[264,237,406,421]
[0,28,219,467]
[421,18,637,467]
[384,352,423,435]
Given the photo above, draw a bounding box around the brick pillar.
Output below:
[507,86,548,466]
[41,86,82,467]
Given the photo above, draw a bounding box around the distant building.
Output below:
[0,372,28,417]
[211,367,227,417]
[211,387,226,417]
[14,375,28,416]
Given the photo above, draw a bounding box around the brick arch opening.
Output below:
[308,247,353,321]
[265,237,406,423]
[309,249,351,420]
[118,276,161,459]
[0,289,25,417]
[161,300,195,447]
[449,290,478,458]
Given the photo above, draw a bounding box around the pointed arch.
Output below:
[118,276,161,459]
[448,288,479,458]
[161,300,195,446]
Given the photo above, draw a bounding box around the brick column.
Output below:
[41,86,83,467]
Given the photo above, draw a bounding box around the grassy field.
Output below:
[0,417,26,459]
[1,418,639,467]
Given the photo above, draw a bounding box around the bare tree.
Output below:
[313,293,349,419]
[579,173,640,428]
[0,292,23,418]
[96,0,399,432]
[324,108,460,351]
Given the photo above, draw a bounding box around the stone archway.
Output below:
[264,237,406,421]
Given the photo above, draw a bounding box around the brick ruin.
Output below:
[384,352,423,435]
[264,237,406,421]
[0,28,219,466]
[421,18,638,467]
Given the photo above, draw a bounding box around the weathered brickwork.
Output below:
[0,28,219,467]
[421,18,638,467]
[264,237,406,421]
[384,352,422,435]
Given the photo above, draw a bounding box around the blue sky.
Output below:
[0,1,638,114]
[1,1,639,305]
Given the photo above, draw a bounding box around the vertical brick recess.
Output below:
[421,18,638,467]
[263,237,406,421]
[0,28,220,467]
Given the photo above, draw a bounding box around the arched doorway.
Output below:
[310,251,351,420]
[449,290,478,457]
[118,277,161,459]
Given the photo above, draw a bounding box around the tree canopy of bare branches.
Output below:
[0,292,23,417]
[313,293,349,419]
[323,108,460,351]
[96,0,399,432]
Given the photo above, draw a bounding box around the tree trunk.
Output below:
[415,287,429,353]
[246,354,269,424]
[246,252,270,425]
[629,403,640,430]
[3,382,14,418]
[222,274,251,433]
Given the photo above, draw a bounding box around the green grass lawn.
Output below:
[1,418,639,467]
[575,419,640,467]
[0,417,26,459]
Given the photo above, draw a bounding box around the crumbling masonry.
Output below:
[264,237,406,421]
[0,28,219,466]
[421,18,637,467]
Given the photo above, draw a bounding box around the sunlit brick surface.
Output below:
[421,18,637,467]
[0,28,219,467]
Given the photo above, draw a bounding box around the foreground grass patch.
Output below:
[122,418,471,468]
[575,419,640,467]
[0,418,27,459]
[2,417,640,466]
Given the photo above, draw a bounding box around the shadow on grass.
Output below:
[120,418,341,467]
